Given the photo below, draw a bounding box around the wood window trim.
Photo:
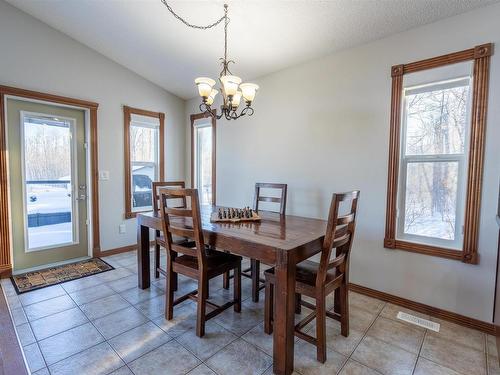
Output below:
[124,106,165,219]
[0,85,101,270]
[384,43,493,264]
[190,111,216,205]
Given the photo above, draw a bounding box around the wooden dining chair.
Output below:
[152,181,186,279]
[263,190,359,363]
[247,183,288,302]
[160,187,242,337]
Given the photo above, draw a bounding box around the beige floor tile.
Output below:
[128,341,200,375]
[429,318,485,352]
[19,285,66,306]
[152,302,197,338]
[488,355,500,375]
[23,342,46,373]
[48,342,124,375]
[177,321,237,361]
[366,316,424,354]
[214,298,264,336]
[293,340,347,375]
[349,292,385,315]
[108,321,172,363]
[414,357,462,375]
[488,335,498,357]
[24,295,75,321]
[205,338,273,375]
[339,359,382,375]
[420,334,486,375]
[352,336,417,375]
[30,307,88,341]
[187,364,217,375]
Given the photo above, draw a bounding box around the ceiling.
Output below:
[6,0,498,99]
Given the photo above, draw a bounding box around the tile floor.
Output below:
[0,250,496,375]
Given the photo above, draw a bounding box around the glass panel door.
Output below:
[6,99,88,272]
[21,113,78,251]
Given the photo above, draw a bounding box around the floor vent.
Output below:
[397,311,440,332]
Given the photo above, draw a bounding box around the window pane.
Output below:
[405,82,469,155]
[196,125,212,205]
[132,163,155,210]
[403,161,459,240]
[131,124,157,162]
[24,117,74,249]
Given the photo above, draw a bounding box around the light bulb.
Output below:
[195,77,216,98]
[231,91,242,109]
[220,75,242,97]
[239,83,259,103]
[206,89,218,105]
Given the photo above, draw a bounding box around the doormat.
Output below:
[10,258,114,294]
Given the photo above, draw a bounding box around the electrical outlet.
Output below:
[99,171,110,180]
[119,224,126,234]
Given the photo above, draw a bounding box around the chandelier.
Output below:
[162,1,259,120]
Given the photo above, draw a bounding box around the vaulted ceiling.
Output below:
[6,0,498,99]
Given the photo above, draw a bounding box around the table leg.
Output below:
[138,222,150,289]
[273,251,296,375]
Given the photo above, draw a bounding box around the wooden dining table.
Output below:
[136,205,327,375]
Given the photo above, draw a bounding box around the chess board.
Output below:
[210,207,261,223]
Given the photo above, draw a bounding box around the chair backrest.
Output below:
[316,191,360,287]
[152,181,186,212]
[159,187,206,268]
[253,182,288,215]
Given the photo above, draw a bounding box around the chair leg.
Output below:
[196,278,208,337]
[251,259,260,302]
[315,294,327,363]
[223,271,230,290]
[264,282,273,334]
[165,259,174,320]
[295,293,302,314]
[154,231,160,279]
[340,283,349,337]
[234,265,241,312]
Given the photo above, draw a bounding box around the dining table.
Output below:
[136,205,327,375]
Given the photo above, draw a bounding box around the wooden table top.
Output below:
[139,205,327,252]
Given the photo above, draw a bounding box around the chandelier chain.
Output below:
[160,0,226,30]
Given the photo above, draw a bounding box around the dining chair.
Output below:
[152,181,186,280]
[160,187,242,337]
[249,183,288,302]
[263,190,359,363]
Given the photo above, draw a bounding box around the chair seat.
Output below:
[264,260,342,294]
[173,250,242,279]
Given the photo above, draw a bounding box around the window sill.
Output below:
[384,238,466,262]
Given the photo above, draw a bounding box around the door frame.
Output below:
[0,85,100,276]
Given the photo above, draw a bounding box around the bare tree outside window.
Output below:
[399,79,470,245]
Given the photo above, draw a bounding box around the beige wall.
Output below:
[185,3,500,322]
[0,0,186,252]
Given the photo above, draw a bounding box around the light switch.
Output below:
[119,224,126,234]
[99,171,110,180]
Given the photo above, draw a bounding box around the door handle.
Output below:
[76,195,87,201]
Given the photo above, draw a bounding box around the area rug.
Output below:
[10,258,114,294]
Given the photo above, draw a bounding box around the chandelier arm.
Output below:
[161,0,226,30]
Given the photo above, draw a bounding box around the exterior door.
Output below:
[6,99,88,271]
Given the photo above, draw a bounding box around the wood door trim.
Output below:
[0,85,101,272]
[123,105,165,219]
[190,111,216,205]
[350,283,495,335]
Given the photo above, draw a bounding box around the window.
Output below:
[124,106,164,218]
[190,112,216,205]
[398,78,470,249]
[385,44,493,263]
